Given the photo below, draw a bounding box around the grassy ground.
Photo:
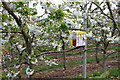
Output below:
[2,44,118,68]
[74,66,119,79]
[1,44,119,78]
[0,72,2,79]
[22,52,119,74]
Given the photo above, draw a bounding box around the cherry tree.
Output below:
[1,0,119,79]
[1,0,58,79]
[88,0,119,73]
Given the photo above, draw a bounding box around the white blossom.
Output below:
[28,56,31,59]
[87,31,93,37]
[106,32,112,37]
[51,62,58,65]
[26,66,34,76]
[16,42,19,45]
[13,71,20,78]
[17,7,22,10]
[48,4,54,10]
[102,27,110,31]
[45,60,58,66]
[3,10,8,14]
[74,10,81,17]
[15,65,20,69]
[57,47,61,51]
[17,45,22,49]
[31,50,34,54]
[20,47,26,51]
[41,1,46,6]
[7,72,12,77]
[32,43,35,46]
[39,56,44,60]
[1,39,8,44]
[31,58,38,64]
[95,37,101,42]
[107,37,112,41]
[4,69,8,72]
[62,34,67,37]
[114,37,119,42]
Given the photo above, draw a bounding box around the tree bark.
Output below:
[102,52,106,73]
[62,39,66,70]
[1,1,33,80]
[117,1,120,43]
[95,42,100,63]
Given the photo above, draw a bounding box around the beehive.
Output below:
[69,31,86,47]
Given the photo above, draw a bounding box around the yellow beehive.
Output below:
[69,31,86,47]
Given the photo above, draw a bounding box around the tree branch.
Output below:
[91,1,112,20]
[0,31,22,34]
[88,2,92,13]
[31,33,35,43]
[91,1,104,13]
[36,46,85,57]
[91,17,104,27]
[2,0,33,56]
[69,28,86,31]
[106,51,117,58]
[1,0,27,40]
[91,1,120,36]
[106,1,118,36]
[1,0,22,26]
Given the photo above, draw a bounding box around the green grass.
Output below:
[74,67,119,79]
[3,45,118,75]
[2,45,119,78]
[0,72,7,78]
[21,52,120,74]
[3,44,96,67]
[3,44,118,68]
[47,44,96,59]
[47,45,118,59]
[0,72,2,79]
[108,67,120,78]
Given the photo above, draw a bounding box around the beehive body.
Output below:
[69,31,86,47]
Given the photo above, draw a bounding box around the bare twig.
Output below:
[36,46,85,57]
[91,1,112,20]
[106,51,118,58]
[31,33,35,43]
[36,44,119,57]
[69,28,86,31]
[91,1,120,36]
[106,1,119,36]
[0,31,22,34]
[88,2,92,13]
[91,17,104,27]
[91,1,104,13]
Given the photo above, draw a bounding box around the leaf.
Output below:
[54,46,58,51]
[65,9,72,13]
[60,22,68,32]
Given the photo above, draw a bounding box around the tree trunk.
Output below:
[19,54,22,80]
[95,42,100,63]
[102,51,106,73]
[117,1,120,44]
[63,49,66,70]
[19,59,21,79]
[1,1,33,80]
[118,1,120,15]
[62,40,66,70]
